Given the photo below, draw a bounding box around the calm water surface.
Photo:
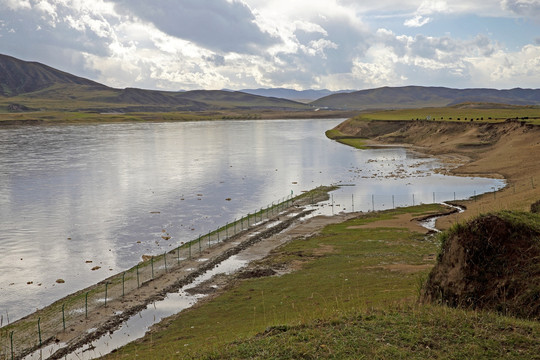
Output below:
[0,119,504,321]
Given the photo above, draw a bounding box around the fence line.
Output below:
[1,177,537,359]
[0,191,307,360]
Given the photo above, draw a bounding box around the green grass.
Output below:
[352,106,540,125]
[325,129,367,149]
[102,204,540,359]
[201,305,539,359]
[104,204,480,359]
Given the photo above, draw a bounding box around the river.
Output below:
[0,119,504,322]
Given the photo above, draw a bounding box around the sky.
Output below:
[1,0,539,91]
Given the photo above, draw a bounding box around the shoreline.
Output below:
[3,118,539,358]
[329,118,540,229]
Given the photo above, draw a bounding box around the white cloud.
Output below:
[1,0,31,10]
[108,0,278,54]
[501,0,540,20]
[467,44,540,87]
[0,0,539,91]
[404,15,432,27]
[404,0,449,27]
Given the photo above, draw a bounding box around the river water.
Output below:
[0,119,504,322]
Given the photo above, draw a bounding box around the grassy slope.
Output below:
[102,205,540,359]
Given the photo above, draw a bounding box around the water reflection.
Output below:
[0,119,503,321]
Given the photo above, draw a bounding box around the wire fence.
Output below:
[1,177,537,360]
[0,191,306,360]
[321,177,536,216]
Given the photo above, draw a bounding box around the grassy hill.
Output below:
[0,54,105,97]
[311,86,540,110]
[0,54,313,113]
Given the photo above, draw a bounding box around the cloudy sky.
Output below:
[1,0,539,91]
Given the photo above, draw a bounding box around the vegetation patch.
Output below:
[199,305,540,360]
[422,211,540,320]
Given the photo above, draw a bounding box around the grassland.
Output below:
[102,204,540,359]
[352,104,540,125]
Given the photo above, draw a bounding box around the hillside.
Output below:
[0,54,106,97]
[311,85,540,110]
[239,88,353,102]
[0,54,312,113]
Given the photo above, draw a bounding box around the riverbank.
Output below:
[329,117,540,228]
[1,117,534,358]
[0,109,359,126]
[97,118,540,359]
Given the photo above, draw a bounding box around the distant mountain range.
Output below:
[238,88,353,102]
[1,53,540,113]
[311,86,540,110]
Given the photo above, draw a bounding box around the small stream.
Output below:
[418,203,465,233]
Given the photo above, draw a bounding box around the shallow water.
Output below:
[0,119,504,321]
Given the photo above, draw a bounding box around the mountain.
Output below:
[310,86,540,110]
[0,54,106,97]
[0,54,312,112]
[239,88,353,102]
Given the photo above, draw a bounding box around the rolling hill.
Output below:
[0,54,312,112]
[310,86,540,110]
[3,53,540,114]
[238,88,353,102]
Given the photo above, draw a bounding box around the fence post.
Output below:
[199,235,202,253]
[38,317,42,347]
[62,304,66,331]
[189,240,192,259]
[85,292,89,319]
[105,282,109,307]
[137,264,140,288]
[234,219,237,235]
[248,213,250,227]
[122,272,126,297]
[151,256,154,279]
[217,227,220,242]
[10,331,14,360]
[208,230,211,247]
